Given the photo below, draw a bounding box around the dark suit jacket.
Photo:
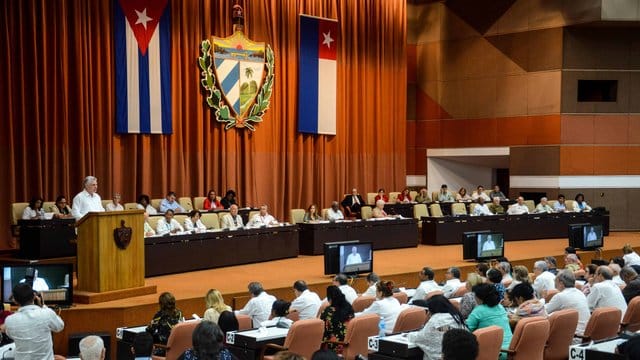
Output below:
[341,194,365,213]
[623,278,640,303]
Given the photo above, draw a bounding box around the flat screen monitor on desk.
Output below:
[568,223,604,250]
[2,263,73,307]
[462,231,504,261]
[324,241,373,275]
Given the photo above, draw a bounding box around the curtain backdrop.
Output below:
[0,0,407,249]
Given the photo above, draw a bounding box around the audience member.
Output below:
[320,285,355,355]
[261,300,293,328]
[459,273,483,319]
[203,289,231,324]
[508,283,547,326]
[441,328,478,360]
[456,187,471,202]
[623,244,640,267]
[414,188,431,203]
[487,197,505,215]
[438,184,455,202]
[235,282,276,328]
[372,200,391,218]
[534,197,554,213]
[22,196,45,219]
[544,256,559,275]
[507,196,529,215]
[611,263,626,286]
[326,201,344,221]
[137,194,157,215]
[248,204,278,227]
[203,190,222,211]
[290,280,322,320]
[220,190,238,209]
[159,191,185,213]
[573,193,592,212]
[52,195,73,218]
[217,311,239,336]
[466,283,512,350]
[374,188,389,203]
[79,335,106,360]
[472,197,492,216]
[507,265,531,291]
[532,260,556,299]
[184,210,207,232]
[72,176,105,218]
[303,204,320,222]
[442,267,463,298]
[220,204,244,230]
[621,267,640,304]
[489,185,506,201]
[487,268,506,302]
[410,267,441,304]
[554,194,568,212]
[565,254,584,277]
[358,280,401,333]
[156,209,184,235]
[4,283,64,359]
[408,295,466,360]
[147,292,183,351]
[105,193,124,211]
[587,266,627,318]
[311,349,340,360]
[397,187,412,203]
[497,262,513,287]
[471,186,490,202]
[131,331,154,360]
[332,274,358,304]
[177,321,232,360]
[545,270,591,337]
[341,188,364,217]
[581,264,598,296]
[476,262,489,282]
[359,273,379,297]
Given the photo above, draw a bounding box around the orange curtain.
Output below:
[0,0,406,249]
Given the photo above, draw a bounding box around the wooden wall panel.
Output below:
[593,115,629,144]
[509,146,560,176]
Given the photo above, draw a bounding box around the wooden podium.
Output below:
[74,210,156,304]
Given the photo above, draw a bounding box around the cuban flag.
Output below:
[298,15,338,135]
[114,0,171,134]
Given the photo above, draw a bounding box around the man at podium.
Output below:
[72,176,105,219]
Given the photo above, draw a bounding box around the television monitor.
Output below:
[568,223,604,250]
[2,263,74,307]
[462,231,504,261]
[323,241,373,275]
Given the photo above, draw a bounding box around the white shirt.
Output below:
[533,271,556,298]
[22,207,44,220]
[236,292,276,328]
[481,240,496,251]
[573,201,592,213]
[346,253,363,265]
[248,213,277,228]
[339,284,358,304]
[472,204,493,216]
[137,203,158,215]
[586,230,597,242]
[221,213,244,230]
[290,289,322,320]
[359,297,402,334]
[184,218,207,232]
[472,192,490,202]
[553,202,567,212]
[105,202,124,211]
[624,252,640,267]
[442,278,462,298]
[507,203,529,215]
[545,287,591,336]
[587,280,627,319]
[71,190,104,219]
[363,284,377,297]
[156,218,184,235]
[408,312,466,360]
[327,208,344,220]
[4,305,65,360]
[19,277,50,291]
[411,280,441,303]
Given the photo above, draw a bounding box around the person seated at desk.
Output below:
[320,285,355,355]
[184,210,207,232]
[362,272,380,297]
[472,197,492,216]
[178,321,233,360]
[374,188,389,204]
[438,184,455,202]
[22,196,45,219]
[290,280,322,320]
[203,189,222,211]
[534,197,554,213]
[220,204,244,230]
[573,193,592,213]
[372,200,391,218]
[488,197,505,215]
[156,209,184,235]
[159,191,185,213]
[507,283,547,328]
[408,295,466,360]
[341,188,364,218]
[105,192,124,211]
[396,187,412,203]
[415,187,431,203]
[220,190,238,209]
[471,186,490,202]
[327,201,344,221]
[303,204,320,222]
[553,194,568,212]
[51,195,73,218]
[147,292,184,353]
[235,282,276,328]
[456,187,472,202]
[143,212,156,237]
[131,332,154,360]
[489,185,507,201]
[507,196,529,215]
[260,300,293,328]
[137,194,157,215]
[248,204,278,227]
[466,284,513,351]
[357,280,402,334]
[203,289,232,324]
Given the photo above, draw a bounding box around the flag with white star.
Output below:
[114,0,172,134]
[298,14,338,135]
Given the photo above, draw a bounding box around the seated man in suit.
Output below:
[221,204,244,230]
[341,188,364,218]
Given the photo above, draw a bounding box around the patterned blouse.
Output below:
[146,309,183,345]
[321,306,354,354]
[178,348,233,360]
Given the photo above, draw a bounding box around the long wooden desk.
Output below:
[298,218,419,255]
[144,225,299,276]
[17,218,77,258]
[421,212,610,245]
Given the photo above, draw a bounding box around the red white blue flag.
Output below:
[114,0,172,134]
[298,15,338,135]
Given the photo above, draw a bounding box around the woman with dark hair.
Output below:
[408,295,467,360]
[487,268,506,302]
[147,292,184,353]
[261,300,293,328]
[184,210,207,232]
[507,283,546,326]
[203,190,222,211]
[137,194,157,215]
[53,195,73,218]
[466,284,512,350]
[22,196,44,219]
[572,193,592,212]
[321,285,355,354]
[303,204,319,222]
[177,320,232,360]
[217,311,239,337]
[359,280,401,334]
[396,188,412,203]
[220,190,238,209]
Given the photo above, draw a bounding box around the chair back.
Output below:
[389,192,400,203]
[151,198,163,212]
[174,215,187,226]
[321,208,329,220]
[392,306,428,333]
[236,314,253,330]
[193,197,206,210]
[413,204,428,219]
[200,213,220,229]
[473,325,503,360]
[431,192,440,202]
[393,292,408,304]
[366,193,377,205]
[565,200,575,211]
[124,202,138,210]
[289,209,305,224]
[287,311,300,322]
[101,200,111,209]
[451,203,467,216]
[316,301,330,317]
[508,317,549,360]
[43,201,56,213]
[426,290,444,299]
[162,320,200,360]
[429,203,443,217]
[544,289,559,303]
[248,210,260,221]
[548,200,558,208]
[622,296,640,332]
[352,296,376,313]
[453,286,468,297]
[360,206,372,220]
[342,314,379,360]
[583,307,622,341]
[217,211,229,228]
[523,200,535,213]
[178,197,193,212]
[147,216,162,232]
[545,309,579,360]
[282,318,324,360]
[410,190,418,200]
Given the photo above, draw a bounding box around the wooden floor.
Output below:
[52,231,640,358]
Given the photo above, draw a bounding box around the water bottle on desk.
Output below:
[378,316,386,337]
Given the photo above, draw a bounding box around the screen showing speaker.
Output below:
[2,263,74,306]
[324,241,373,275]
[462,231,504,261]
[568,223,604,250]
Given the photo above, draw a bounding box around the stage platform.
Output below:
[52,232,639,359]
